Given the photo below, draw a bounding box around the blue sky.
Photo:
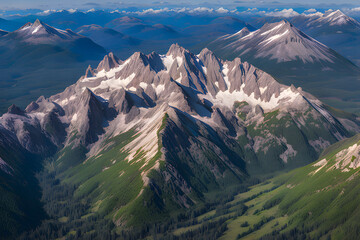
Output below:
[0,0,358,10]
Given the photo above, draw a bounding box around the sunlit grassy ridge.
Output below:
[165,133,360,239]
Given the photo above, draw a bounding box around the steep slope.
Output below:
[291,10,360,66]
[0,19,106,114]
[184,133,360,239]
[207,20,360,113]
[3,19,106,59]
[0,106,48,239]
[0,45,359,237]
[208,19,355,66]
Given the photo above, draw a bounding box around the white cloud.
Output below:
[67,9,77,14]
[265,8,300,18]
[139,8,169,14]
[36,9,57,16]
[108,7,235,15]
[215,7,229,14]
[246,8,258,12]
[343,7,360,17]
[304,8,317,13]
[188,7,214,13]
[350,7,360,12]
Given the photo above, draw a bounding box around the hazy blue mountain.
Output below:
[0,29,8,36]
[76,24,141,58]
[0,17,23,31]
[0,19,106,114]
[106,16,180,40]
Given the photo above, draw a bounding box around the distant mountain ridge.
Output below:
[76,24,140,57]
[291,10,360,66]
[206,19,360,113]
[0,19,106,114]
[293,10,360,31]
[1,19,106,59]
[208,19,356,66]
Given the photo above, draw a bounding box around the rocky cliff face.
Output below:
[0,44,358,225]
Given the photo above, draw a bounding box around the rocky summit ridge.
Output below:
[0,44,359,225]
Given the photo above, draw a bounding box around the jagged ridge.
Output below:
[0,44,359,227]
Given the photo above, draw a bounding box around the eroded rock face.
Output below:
[0,44,358,223]
[0,44,354,164]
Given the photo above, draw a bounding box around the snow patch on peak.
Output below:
[240,29,259,40]
[260,22,285,36]
[260,30,289,45]
[92,72,136,93]
[259,86,268,94]
[32,25,41,34]
[161,54,175,72]
[212,86,301,111]
[161,54,183,72]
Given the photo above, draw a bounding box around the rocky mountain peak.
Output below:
[13,19,85,42]
[236,27,251,35]
[33,19,42,27]
[208,19,339,64]
[0,44,358,227]
[96,52,120,72]
[85,65,96,78]
[7,104,25,116]
[167,43,187,57]
[323,9,360,27]
[19,22,32,30]
[199,48,213,57]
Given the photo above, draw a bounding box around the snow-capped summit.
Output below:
[1,45,358,226]
[208,20,339,63]
[2,44,352,158]
[316,10,360,27]
[289,10,360,66]
[0,19,106,60]
[292,9,360,31]
[15,19,78,41]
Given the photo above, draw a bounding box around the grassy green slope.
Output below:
[35,114,180,233]
[235,103,349,175]
[169,133,360,240]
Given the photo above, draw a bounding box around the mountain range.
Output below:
[76,24,140,57]
[0,19,106,114]
[291,10,360,66]
[247,10,360,67]
[0,16,261,116]
[1,9,360,239]
[1,44,360,238]
[206,20,360,113]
